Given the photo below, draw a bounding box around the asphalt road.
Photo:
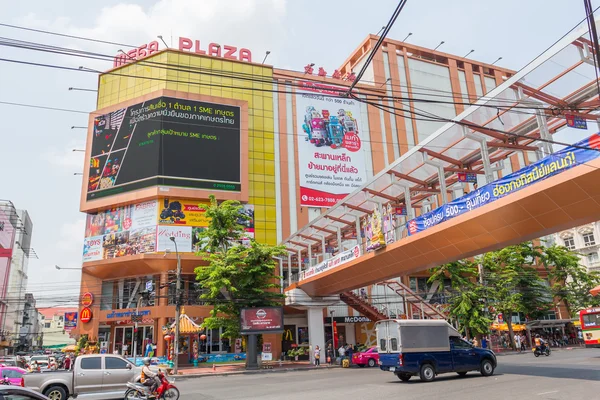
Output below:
[176,349,600,400]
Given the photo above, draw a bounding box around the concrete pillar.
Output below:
[307,307,325,365]
[157,317,167,356]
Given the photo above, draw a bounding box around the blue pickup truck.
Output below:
[376,319,497,382]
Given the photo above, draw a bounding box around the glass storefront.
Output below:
[198,327,230,354]
[113,326,153,356]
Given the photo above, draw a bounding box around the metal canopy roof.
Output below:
[282,18,600,264]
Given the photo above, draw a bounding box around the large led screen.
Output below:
[87,96,241,200]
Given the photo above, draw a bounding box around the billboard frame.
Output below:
[239,306,284,335]
[80,89,249,213]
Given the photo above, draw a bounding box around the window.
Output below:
[450,337,472,350]
[379,338,387,351]
[583,313,600,327]
[583,232,596,247]
[563,237,575,250]
[58,316,64,322]
[587,252,599,264]
[44,323,51,329]
[105,357,129,370]
[80,357,101,370]
[390,338,398,351]
[2,369,23,379]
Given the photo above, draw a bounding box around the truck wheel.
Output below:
[419,363,435,382]
[44,386,67,400]
[397,373,411,382]
[480,359,494,376]
[367,359,376,367]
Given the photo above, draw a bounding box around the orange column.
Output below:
[79,272,102,341]
[448,59,465,115]
[388,44,409,155]
[262,333,282,360]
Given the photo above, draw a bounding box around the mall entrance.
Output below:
[113,325,154,356]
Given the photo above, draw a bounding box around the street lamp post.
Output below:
[132,294,144,366]
[329,310,336,363]
[170,237,182,375]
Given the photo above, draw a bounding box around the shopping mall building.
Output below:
[76,34,523,361]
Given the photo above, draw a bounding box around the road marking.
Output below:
[537,390,559,396]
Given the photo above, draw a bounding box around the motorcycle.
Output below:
[124,370,179,400]
[532,345,551,357]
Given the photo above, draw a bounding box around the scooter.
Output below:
[532,345,551,357]
[124,370,179,400]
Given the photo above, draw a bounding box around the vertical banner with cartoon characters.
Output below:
[382,203,396,245]
[296,82,367,207]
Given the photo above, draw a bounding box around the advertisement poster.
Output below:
[407,133,600,235]
[87,96,242,200]
[296,82,367,207]
[64,312,78,331]
[158,198,210,226]
[300,245,361,281]
[156,226,193,253]
[240,307,284,334]
[365,207,385,251]
[382,204,396,245]
[82,200,158,261]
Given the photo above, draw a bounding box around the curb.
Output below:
[173,365,340,380]
[495,347,585,356]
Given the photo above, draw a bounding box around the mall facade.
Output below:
[76,34,521,360]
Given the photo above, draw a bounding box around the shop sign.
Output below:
[324,316,372,324]
[64,312,78,331]
[565,114,587,130]
[81,292,94,307]
[113,37,252,67]
[106,309,151,319]
[300,245,361,281]
[457,172,478,183]
[156,226,192,253]
[80,307,93,323]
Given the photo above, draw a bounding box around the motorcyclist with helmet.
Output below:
[141,358,159,396]
[534,334,547,353]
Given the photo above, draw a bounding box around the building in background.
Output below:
[17,293,43,352]
[76,33,531,359]
[40,307,77,350]
[0,202,38,354]
[554,222,600,273]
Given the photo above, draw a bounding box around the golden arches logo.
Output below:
[283,329,293,341]
[80,307,93,323]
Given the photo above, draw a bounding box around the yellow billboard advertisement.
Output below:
[157,198,210,227]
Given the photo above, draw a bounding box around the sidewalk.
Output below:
[173,361,340,379]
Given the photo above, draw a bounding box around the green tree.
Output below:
[483,242,552,350]
[543,244,600,315]
[428,260,491,339]
[195,195,286,339]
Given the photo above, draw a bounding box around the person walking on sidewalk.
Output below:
[314,345,321,367]
[514,333,522,353]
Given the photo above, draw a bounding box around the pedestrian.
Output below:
[472,337,479,348]
[338,344,346,363]
[481,336,488,349]
[63,355,71,370]
[360,288,368,301]
[346,344,353,364]
[577,329,583,345]
[326,343,333,364]
[314,345,320,367]
[520,334,526,351]
[514,333,522,352]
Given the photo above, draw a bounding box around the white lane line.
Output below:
[537,390,559,396]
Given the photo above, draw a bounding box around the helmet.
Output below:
[536,334,540,338]
[142,357,151,366]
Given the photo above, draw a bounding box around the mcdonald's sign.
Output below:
[80,307,93,323]
[81,292,94,307]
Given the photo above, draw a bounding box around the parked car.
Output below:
[24,354,149,400]
[0,386,50,400]
[0,366,26,386]
[0,357,17,367]
[352,346,379,367]
[377,319,497,382]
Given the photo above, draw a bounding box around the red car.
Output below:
[352,346,379,367]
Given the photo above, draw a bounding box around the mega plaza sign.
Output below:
[113,37,252,67]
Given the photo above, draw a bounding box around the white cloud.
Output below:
[41,140,86,170]
[57,218,86,253]
[20,0,288,68]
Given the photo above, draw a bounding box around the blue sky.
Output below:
[0,0,597,304]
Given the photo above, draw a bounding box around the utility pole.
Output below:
[170,236,182,375]
[132,292,146,366]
